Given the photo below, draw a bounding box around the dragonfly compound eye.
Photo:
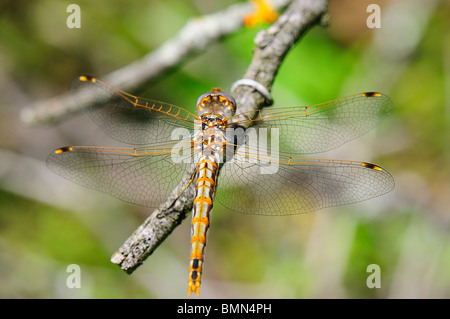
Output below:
[196,89,236,118]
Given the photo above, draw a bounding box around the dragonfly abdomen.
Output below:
[188,154,219,296]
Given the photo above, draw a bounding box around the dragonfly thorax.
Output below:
[196,88,236,118]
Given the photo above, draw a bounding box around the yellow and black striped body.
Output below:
[187,88,236,296]
[188,154,219,295]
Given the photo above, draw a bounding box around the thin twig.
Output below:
[20,0,290,126]
[111,0,328,274]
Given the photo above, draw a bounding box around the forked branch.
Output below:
[20,0,290,126]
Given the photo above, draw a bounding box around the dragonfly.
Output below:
[47,75,394,296]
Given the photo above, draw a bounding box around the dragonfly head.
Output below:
[196,88,236,119]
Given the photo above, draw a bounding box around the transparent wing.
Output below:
[215,144,394,215]
[231,92,393,155]
[46,140,195,208]
[71,76,198,145]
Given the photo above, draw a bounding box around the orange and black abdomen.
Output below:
[188,155,219,295]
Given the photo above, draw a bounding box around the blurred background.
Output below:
[0,0,449,298]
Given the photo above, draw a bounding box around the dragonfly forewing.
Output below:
[71,76,197,145]
[230,92,394,156]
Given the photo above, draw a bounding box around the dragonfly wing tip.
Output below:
[79,75,96,82]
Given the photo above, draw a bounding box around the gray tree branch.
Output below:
[111,0,328,274]
[20,0,290,126]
